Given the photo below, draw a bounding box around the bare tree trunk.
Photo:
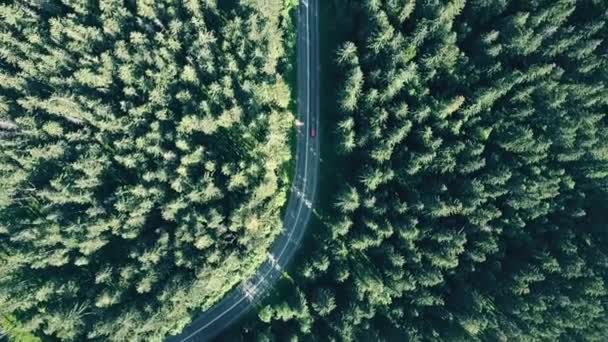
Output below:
[0,120,17,131]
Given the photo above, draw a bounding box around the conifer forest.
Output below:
[1,0,608,341]
[0,0,294,340]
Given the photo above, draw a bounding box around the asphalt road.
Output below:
[165,0,320,341]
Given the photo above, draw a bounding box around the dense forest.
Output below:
[225,0,608,341]
[2,0,608,341]
[0,0,295,341]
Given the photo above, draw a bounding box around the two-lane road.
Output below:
[166,0,320,340]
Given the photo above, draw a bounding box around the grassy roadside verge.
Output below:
[279,0,299,220]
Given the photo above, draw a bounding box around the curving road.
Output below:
[166,0,320,341]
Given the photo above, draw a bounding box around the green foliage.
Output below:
[0,1,294,341]
[1,315,41,342]
[229,0,608,341]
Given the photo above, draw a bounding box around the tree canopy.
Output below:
[227,0,608,341]
[0,0,295,341]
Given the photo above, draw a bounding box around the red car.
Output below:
[310,128,317,137]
